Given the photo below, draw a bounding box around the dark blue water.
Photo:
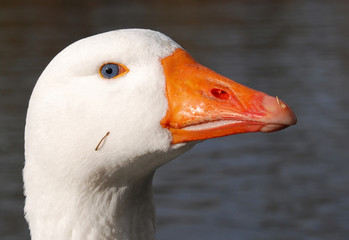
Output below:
[1,0,348,239]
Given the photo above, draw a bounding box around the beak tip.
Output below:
[262,95,297,130]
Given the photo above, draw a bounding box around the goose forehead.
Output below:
[59,29,181,65]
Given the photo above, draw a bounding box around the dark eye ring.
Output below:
[99,63,128,79]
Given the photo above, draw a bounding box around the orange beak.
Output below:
[160,48,297,144]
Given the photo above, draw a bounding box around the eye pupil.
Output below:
[105,67,113,74]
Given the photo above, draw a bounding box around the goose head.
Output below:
[24,29,296,240]
[25,29,187,185]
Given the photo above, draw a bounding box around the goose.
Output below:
[24,29,297,240]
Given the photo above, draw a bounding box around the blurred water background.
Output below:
[1,0,349,239]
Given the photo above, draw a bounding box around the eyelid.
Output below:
[99,62,129,79]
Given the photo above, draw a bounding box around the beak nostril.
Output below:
[211,88,230,101]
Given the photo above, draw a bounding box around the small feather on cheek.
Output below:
[95,131,110,151]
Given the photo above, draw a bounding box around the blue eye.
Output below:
[100,63,128,79]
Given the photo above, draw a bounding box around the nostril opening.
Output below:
[211,88,230,101]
